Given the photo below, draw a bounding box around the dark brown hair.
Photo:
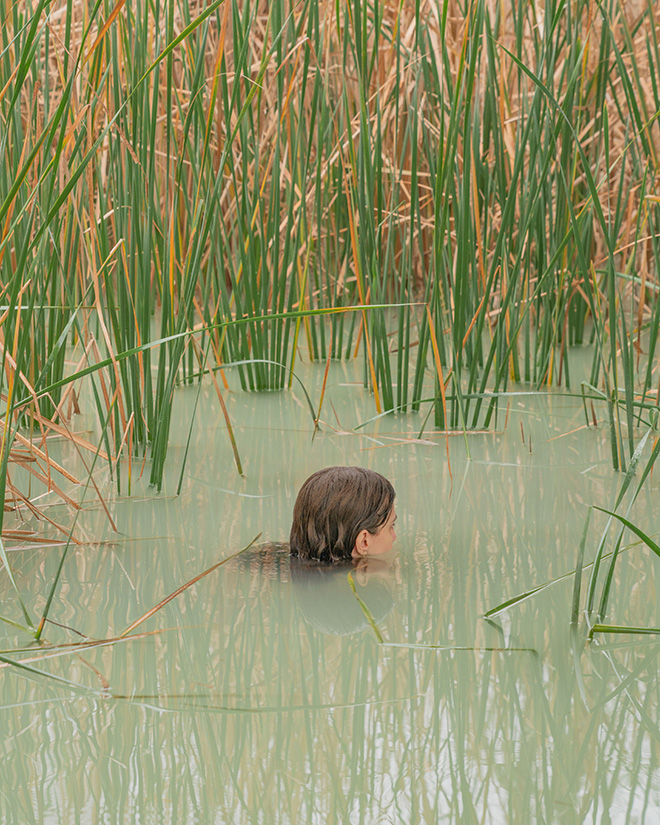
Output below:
[289,466,395,563]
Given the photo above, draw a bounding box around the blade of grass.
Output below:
[347,569,384,643]
[35,394,118,641]
[571,506,592,625]
[119,533,261,638]
[592,507,660,559]
[0,533,33,628]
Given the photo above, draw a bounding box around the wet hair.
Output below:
[289,466,395,563]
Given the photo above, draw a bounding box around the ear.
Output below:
[352,529,370,557]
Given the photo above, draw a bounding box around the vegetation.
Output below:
[481,422,660,645]
[3,1,660,805]
[1,0,660,511]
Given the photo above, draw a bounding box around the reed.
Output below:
[0,0,658,518]
[484,429,660,631]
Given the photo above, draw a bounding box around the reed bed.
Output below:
[0,0,659,513]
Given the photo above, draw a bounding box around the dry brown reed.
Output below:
[0,0,659,517]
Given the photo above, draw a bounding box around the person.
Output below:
[289,466,396,564]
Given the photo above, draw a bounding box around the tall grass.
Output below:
[485,426,660,630]
[0,0,659,511]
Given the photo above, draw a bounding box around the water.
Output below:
[1,358,660,823]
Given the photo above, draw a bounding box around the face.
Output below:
[353,508,397,558]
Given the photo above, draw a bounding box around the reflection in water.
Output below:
[1,366,660,822]
[290,554,395,636]
[228,543,395,635]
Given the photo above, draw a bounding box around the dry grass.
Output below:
[0,0,658,508]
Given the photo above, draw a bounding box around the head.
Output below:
[289,466,396,564]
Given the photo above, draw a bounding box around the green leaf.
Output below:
[593,507,660,560]
[347,571,384,643]
[591,624,660,636]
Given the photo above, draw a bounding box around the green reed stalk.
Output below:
[1,0,659,505]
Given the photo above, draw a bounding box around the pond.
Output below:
[1,356,660,824]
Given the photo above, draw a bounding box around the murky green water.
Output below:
[2,358,660,823]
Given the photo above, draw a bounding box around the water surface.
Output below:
[1,359,660,823]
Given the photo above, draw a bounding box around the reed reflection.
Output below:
[2,383,660,823]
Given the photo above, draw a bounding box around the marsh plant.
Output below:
[0,0,659,508]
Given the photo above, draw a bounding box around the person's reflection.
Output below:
[290,554,395,636]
